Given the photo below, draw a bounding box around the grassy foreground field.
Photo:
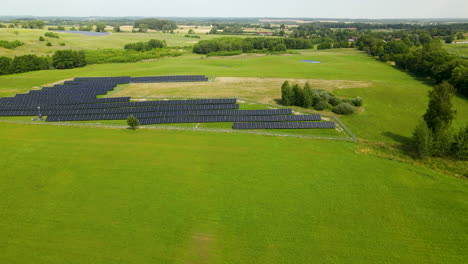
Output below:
[0,122,467,264]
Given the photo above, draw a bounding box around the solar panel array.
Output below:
[233,122,336,129]
[0,75,337,130]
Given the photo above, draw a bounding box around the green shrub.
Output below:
[412,120,433,158]
[60,43,66,46]
[44,32,60,38]
[352,96,363,106]
[39,36,45,41]
[432,128,453,157]
[332,103,355,115]
[453,124,468,160]
[127,115,140,130]
[0,40,24,49]
[46,42,52,46]
[124,39,167,51]
[314,100,328,110]
[328,96,341,106]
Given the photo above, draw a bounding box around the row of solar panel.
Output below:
[45,109,293,122]
[139,115,321,125]
[0,75,209,108]
[0,98,236,111]
[232,122,336,129]
[0,104,240,116]
[0,97,131,108]
[131,76,208,83]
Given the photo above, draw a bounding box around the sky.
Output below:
[2,0,468,18]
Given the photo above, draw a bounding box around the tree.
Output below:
[127,115,140,130]
[281,81,293,106]
[456,32,465,40]
[292,84,304,106]
[138,24,149,33]
[303,82,313,108]
[423,81,456,132]
[187,29,195,34]
[412,120,433,158]
[444,36,454,44]
[95,23,106,32]
[449,65,468,96]
[113,24,121,32]
[0,56,12,75]
[209,26,218,34]
[52,50,86,69]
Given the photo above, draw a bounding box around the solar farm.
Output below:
[0,75,336,130]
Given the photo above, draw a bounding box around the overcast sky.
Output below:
[2,0,467,18]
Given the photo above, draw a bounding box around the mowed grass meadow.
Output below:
[0,122,467,263]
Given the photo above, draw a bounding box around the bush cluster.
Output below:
[124,39,167,52]
[52,50,86,69]
[44,32,60,38]
[280,81,363,114]
[184,34,200,38]
[0,40,24,49]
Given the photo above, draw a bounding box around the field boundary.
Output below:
[0,119,355,142]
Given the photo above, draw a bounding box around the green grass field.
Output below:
[0,45,467,263]
[0,28,222,57]
[1,49,467,142]
[443,43,468,60]
[0,122,467,264]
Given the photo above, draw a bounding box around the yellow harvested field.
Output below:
[111,77,372,104]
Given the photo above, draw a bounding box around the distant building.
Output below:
[348,39,355,42]
[258,32,273,36]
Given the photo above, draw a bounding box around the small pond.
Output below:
[301,60,321,64]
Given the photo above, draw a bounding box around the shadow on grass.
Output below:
[382,131,418,158]
[382,131,412,144]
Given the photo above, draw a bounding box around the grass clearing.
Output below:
[111,77,371,105]
[0,122,467,263]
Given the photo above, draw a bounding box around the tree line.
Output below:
[133,19,177,32]
[193,37,313,54]
[356,32,468,96]
[0,50,86,75]
[280,81,362,115]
